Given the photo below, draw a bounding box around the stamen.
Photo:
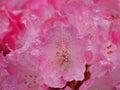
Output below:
[24,74,38,88]
[56,51,60,56]
[111,14,120,19]
[107,51,113,54]
[56,49,70,65]
[29,75,32,78]
[106,44,112,49]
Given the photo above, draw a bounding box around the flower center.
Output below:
[55,38,71,66]
[24,74,38,88]
[56,49,70,63]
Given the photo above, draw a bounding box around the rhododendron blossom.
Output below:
[39,23,86,87]
[0,0,120,90]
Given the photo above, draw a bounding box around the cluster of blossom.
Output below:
[0,0,120,90]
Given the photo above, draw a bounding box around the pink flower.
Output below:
[87,64,120,90]
[39,22,86,88]
[0,0,120,90]
[79,61,120,90]
[0,48,41,90]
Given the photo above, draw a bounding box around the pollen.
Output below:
[107,51,113,54]
[24,74,38,88]
[105,44,114,55]
[106,44,112,49]
[55,38,71,66]
[56,49,70,66]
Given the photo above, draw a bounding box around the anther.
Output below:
[107,51,113,54]
[107,44,112,49]
[29,75,32,78]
